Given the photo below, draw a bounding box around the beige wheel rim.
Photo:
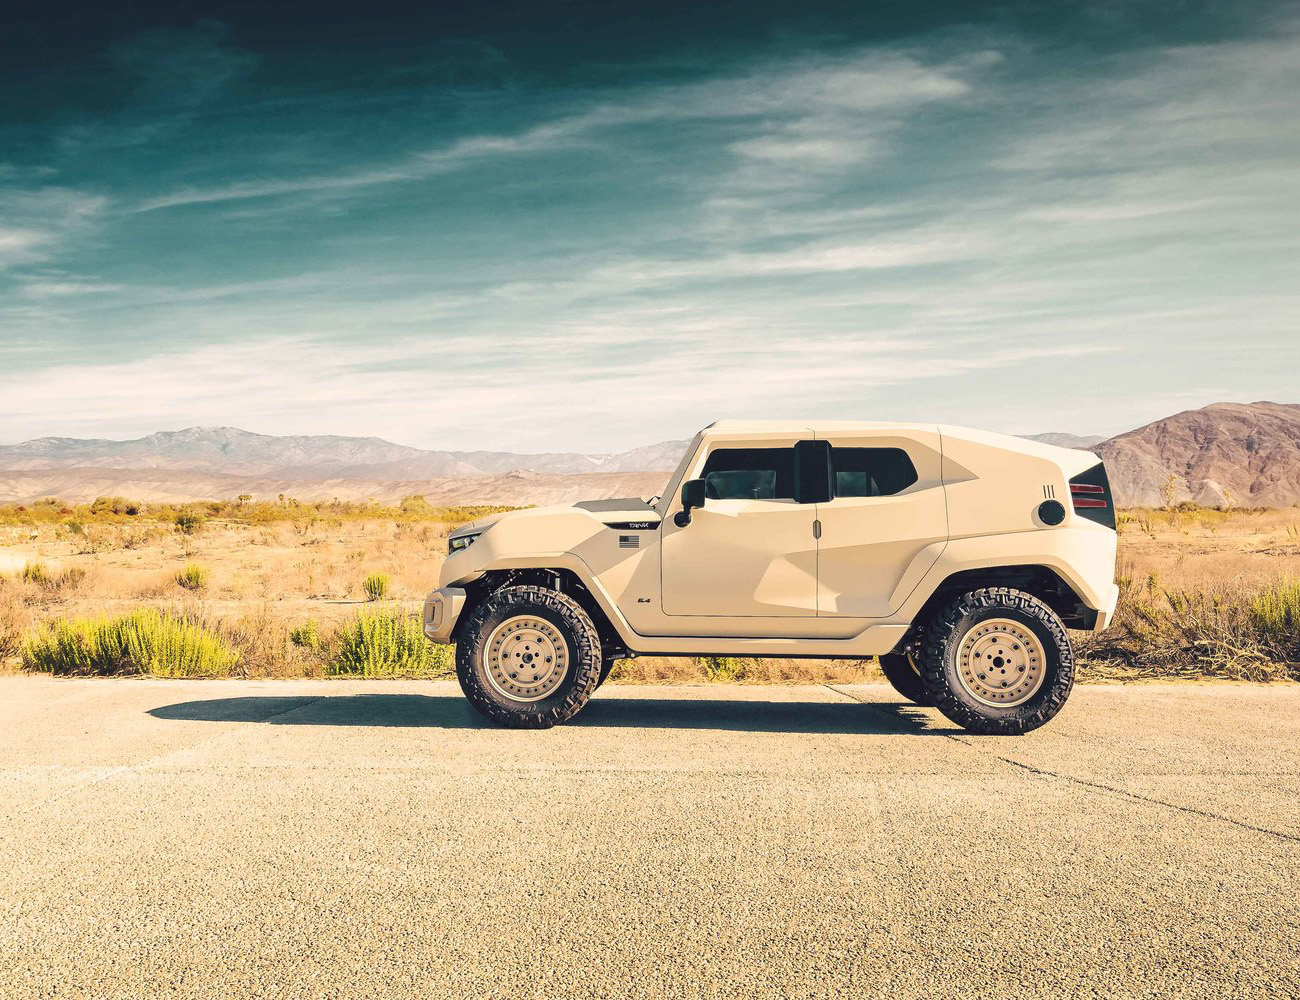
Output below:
[485,616,569,703]
[955,618,1046,708]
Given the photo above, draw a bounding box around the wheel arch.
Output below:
[907,565,1099,634]
[454,568,631,658]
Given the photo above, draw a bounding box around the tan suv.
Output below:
[424,421,1118,735]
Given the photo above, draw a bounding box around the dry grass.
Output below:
[1,499,1297,683]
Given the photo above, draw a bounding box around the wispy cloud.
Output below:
[0,188,107,272]
[132,48,975,212]
[2,18,1298,448]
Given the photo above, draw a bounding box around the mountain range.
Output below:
[0,402,1295,507]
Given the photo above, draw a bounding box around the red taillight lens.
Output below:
[1070,483,1107,508]
[1069,464,1116,528]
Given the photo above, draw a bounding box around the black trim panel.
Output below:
[575,498,655,512]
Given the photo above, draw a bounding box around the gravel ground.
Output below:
[2,676,1298,999]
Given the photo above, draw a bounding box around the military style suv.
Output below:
[424,421,1118,735]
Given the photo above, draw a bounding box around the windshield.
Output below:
[653,431,704,518]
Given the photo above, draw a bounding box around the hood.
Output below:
[572,497,660,525]
[448,511,512,538]
[448,496,660,540]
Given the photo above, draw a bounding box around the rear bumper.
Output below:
[1091,582,1120,632]
[422,587,467,644]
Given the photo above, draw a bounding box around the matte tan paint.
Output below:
[814,429,947,617]
[660,427,817,624]
[425,420,1119,656]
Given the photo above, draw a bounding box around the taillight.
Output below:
[1069,464,1115,529]
[1069,483,1107,508]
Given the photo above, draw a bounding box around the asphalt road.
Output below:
[2,676,1298,999]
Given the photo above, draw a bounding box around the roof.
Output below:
[697,420,1098,460]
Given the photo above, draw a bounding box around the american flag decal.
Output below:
[618,535,639,549]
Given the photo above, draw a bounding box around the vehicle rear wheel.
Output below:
[877,649,935,707]
[919,587,1074,735]
[456,585,603,728]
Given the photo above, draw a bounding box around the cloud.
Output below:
[0,325,1113,450]
[0,188,107,272]
[5,22,1299,448]
[132,48,975,212]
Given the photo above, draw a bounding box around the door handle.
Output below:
[813,518,822,539]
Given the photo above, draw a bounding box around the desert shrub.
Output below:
[1083,581,1300,681]
[399,494,434,516]
[22,609,239,677]
[55,566,86,591]
[698,656,760,681]
[330,607,451,677]
[362,572,391,601]
[174,512,204,535]
[20,562,50,586]
[175,562,210,591]
[89,496,140,516]
[1250,579,1300,658]
[18,562,85,592]
[289,619,320,649]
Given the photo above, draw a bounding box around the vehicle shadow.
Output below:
[147,692,954,735]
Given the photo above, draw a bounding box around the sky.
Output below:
[1,0,1297,452]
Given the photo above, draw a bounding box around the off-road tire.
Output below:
[919,587,1074,735]
[877,649,935,707]
[456,585,603,728]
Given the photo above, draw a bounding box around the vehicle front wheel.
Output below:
[456,585,603,729]
[919,587,1074,735]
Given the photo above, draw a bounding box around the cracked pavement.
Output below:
[2,676,1298,998]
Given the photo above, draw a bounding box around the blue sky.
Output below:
[1,1,1297,451]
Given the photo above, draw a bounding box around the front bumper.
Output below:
[422,587,467,643]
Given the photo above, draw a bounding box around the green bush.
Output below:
[289,619,320,649]
[174,512,204,535]
[175,562,210,591]
[22,609,239,677]
[1251,579,1300,655]
[330,607,451,677]
[399,494,434,515]
[90,496,140,516]
[362,572,391,601]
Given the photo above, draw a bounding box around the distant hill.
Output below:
[0,426,686,483]
[1096,401,1300,507]
[1,405,1296,507]
[1021,432,1106,449]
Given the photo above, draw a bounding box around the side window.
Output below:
[700,448,795,500]
[832,447,918,498]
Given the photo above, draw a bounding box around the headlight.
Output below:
[448,532,481,554]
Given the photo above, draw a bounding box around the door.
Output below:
[661,445,818,617]
[815,432,948,618]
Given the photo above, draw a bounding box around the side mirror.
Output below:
[674,478,706,527]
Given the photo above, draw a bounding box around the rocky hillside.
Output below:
[1097,401,1300,507]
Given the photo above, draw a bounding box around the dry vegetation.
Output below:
[1,496,1297,683]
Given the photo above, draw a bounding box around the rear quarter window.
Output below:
[832,447,918,497]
